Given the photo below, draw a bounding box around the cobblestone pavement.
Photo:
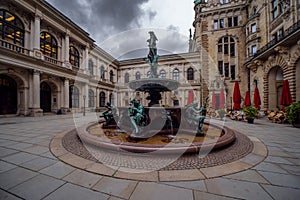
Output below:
[0,113,300,200]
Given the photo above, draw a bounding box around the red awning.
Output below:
[187,90,194,105]
[254,87,261,110]
[219,88,225,109]
[280,80,293,111]
[233,82,241,110]
[244,91,251,107]
[211,91,216,109]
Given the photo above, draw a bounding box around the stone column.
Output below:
[33,12,41,50]
[62,79,69,113]
[63,30,71,68]
[82,45,89,73]
[31,70,43,116]
[96,88,100,108]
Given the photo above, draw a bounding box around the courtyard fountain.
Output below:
[77,32,236,155]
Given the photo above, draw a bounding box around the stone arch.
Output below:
[289,41,300,101]
[0,69,29,115]
[40,78,62,113]
[263,55,288,109]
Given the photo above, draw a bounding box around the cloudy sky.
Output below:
[46,0,195,59]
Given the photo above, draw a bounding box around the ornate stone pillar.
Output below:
[62,78,69,113]
[31,70,43,116]
[32,10,42,59]
[63,30,71,69]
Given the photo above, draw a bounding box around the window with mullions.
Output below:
[124,72,129,83]
[224,63,229,77]
[69,46,80,67]
[40,32,57,59]
[88,59,94,75]
[160,70,166,78]
[217,36,235,56]
[187,67,194,80]
[88,89,94,107]
[271,0,284,20]
[147,71,151,78]
[99,92,106,107]
[0,9,25,46]
[136,71,141,80]
[173,69,179,81]
[230,65,236,80]
[109,70,114,82]
[100,66,105,79]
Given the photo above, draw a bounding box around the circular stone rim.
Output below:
[77,122,236,154]
[128,78,180,91]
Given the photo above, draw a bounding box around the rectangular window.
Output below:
[251,45,257,55]
[228,17,232,27]
[233,16,238,26]
[220,19,224,28]
[271,0,278,19]
[251,23,256,33]
[224,44,229,54]
[224,63,229,77]
[230,65,236,80]
[218,44,222,53]
[230,44,235,56]
[214,20,218,29]
[218,61,223,75]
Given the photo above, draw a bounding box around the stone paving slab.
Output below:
[0,160,17,173]
[0,189,22,200]
[20,156,57,171]
[43,183,110,200]
[258,171,300,189]
[161,180,207,191]
[0,167,37,190]
[159,169,205,181]
[205,177,273,199]
[92,176,137,199]
[9,174,65,200]
[261,184,300,200]
[39,162,76,179]
[1,152,39,165]
[130,182,193,200]
[63,169,103,188]
[193,191,238,200]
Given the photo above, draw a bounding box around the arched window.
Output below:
[100,66,105,79]
[88,89,94,107]
[110,93,114,105]
[110,70,114,82]
[69,85,79,108]
[173,69,179,81]
[99,92,106,107]
[160,70,166,78]
[40,32,58,59]
[124,73,129,83]
[69,46,80,67]
[135,71,141,80]
[187,67,194,80]
[88,59,94,75]
[147,71,151,78]
[0,9,25,46]
[218,36,235,56]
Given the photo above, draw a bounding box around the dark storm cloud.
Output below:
[46,0,155,41]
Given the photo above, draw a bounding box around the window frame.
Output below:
[69,46,80,67]
[173,69,180,81]
[187,67,194,80]
[0,9,25,46]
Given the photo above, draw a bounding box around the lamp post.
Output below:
[83,95,86,116]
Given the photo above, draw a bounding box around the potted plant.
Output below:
[243,106,258,124]
[285,101,300,128]
[218,109,226,120]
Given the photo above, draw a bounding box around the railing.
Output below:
[44,55,63,66]
[0,39,30,55]
[254,20,300,57]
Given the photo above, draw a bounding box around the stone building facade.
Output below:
[0,0,201,116]
[193,0,300,110]
[0,0,119,116]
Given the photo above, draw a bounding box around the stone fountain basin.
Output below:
[129,78,180,92]
[77,122,236,154]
